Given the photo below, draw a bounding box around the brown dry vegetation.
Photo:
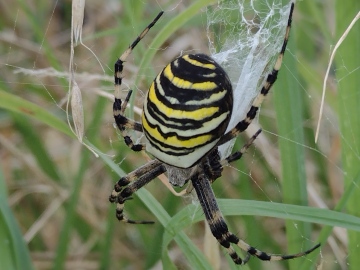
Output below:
[0,0,359,270]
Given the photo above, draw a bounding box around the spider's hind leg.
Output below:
[191,171,320,265]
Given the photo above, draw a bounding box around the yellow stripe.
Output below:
[142,114,213,148]
[148,83,219,120]
[144,101,229,137]
[182,54,216,70]
[185,90,227,105]
[163,65,217,91]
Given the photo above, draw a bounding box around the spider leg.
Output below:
[219,3,294,146]
[191,170,320,265]
[192,172,247,264]
[113,90,145,152]
[204,129,262,187]
[113,11,164,151]
[220,128,262,166]
[109,159,163,202]
[110,160,166,224]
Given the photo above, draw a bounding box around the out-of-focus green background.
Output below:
[1,0,359,269]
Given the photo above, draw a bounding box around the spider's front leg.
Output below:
[109,159,166,224]
[219,3,294,146]
[113,90,145,152]
[113,11,163,152]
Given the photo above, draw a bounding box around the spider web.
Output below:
[206,0,293,159]
[203,1,359,269]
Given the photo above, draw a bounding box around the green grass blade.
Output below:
[11,113,61,181]
[53,96,107,270]
[161,203,212,270]
[0,90,72,138]
[165,199,360,239]
[52,152,91,270]
[301,171,360,270]
[0,169,34,270]
[163,198,360,267]
[335,1,360,269]
[273,26,312,269]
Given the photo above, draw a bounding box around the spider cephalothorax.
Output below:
[109,3,320,265]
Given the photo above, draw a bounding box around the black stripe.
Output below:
[157,74,227,109]
[143,112,218,142]
[170,54,223,84]
[145,97,229,131]
[158,54,233,105]
[142,126,221,157]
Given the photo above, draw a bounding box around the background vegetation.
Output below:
[0,0,359,269]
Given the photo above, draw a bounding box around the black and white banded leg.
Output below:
[191,170,320,265]
[109,159,166,224]
[113,12,164,152]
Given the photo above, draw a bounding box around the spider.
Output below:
[109,3,320,265]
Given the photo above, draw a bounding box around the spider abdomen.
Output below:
[142,53,233,168]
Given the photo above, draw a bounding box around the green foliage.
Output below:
[0,0,359,269]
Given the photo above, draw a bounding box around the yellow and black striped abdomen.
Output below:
[142,54,233,168]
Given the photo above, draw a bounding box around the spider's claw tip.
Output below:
[126,219,155,225]
[114,183,123,192]
[145,220,155,225]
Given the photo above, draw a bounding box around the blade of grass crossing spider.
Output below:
[164,199,360,241]
[335,1,360,268]
[273,31,313,269]
[0,169,35,270]
[228,158,264,269]
[138,189,212,269]
[163,198,360,269]
[162,198,360,267]
[220,200,360,233]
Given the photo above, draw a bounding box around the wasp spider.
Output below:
[109,3,320,265]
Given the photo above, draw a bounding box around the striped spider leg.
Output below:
[113,11,164,152]
[190,165,320,265]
